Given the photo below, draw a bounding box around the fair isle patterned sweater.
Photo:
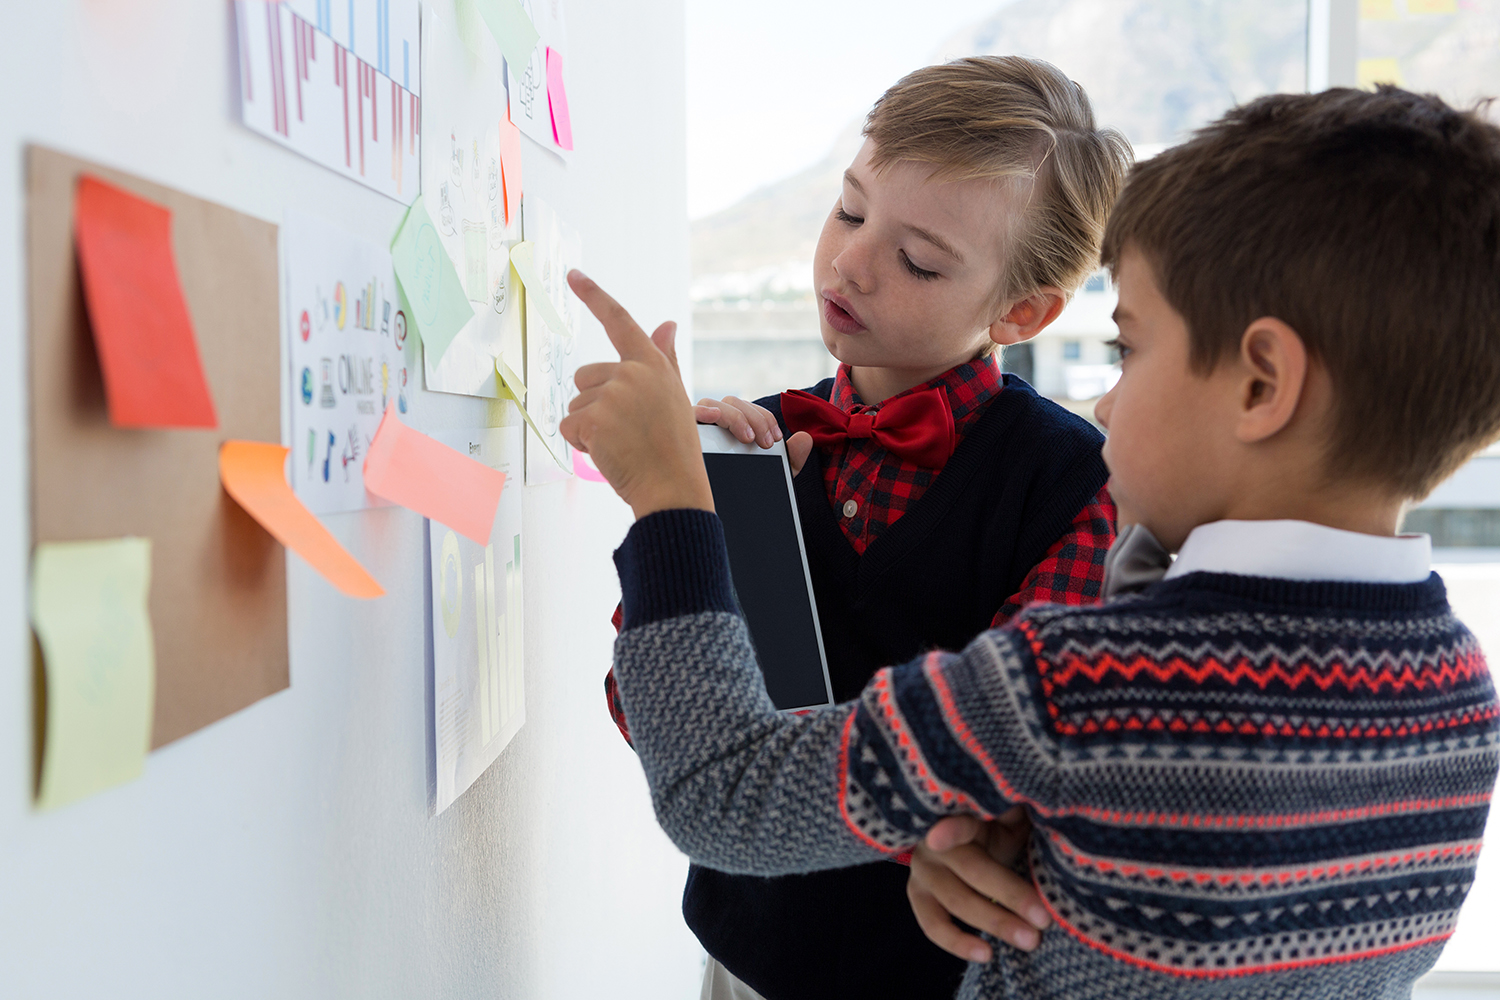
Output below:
[611,511,1500,1000]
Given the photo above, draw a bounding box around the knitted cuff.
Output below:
[614,509,738,630]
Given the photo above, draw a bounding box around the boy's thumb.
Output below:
[786,432,814,477]
[651,321,680,373]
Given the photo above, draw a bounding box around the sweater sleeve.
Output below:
[612,509,1058,876]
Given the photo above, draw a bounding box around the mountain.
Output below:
[690,0,1308,292]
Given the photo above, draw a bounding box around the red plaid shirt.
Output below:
[605,357,1116,743]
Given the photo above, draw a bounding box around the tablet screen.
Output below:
[703,452,833,710]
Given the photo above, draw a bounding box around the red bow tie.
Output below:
[780,387,956,468]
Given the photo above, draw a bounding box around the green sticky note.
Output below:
[391,194,475,367]
[32,537,155,812]
[472,0,540,77]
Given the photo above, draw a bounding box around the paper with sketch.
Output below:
[32,538,155,811]
[235,1,420,202]
[506,0,570,157]
[284,211,410,514]
[516,197,584,483]
[420,2,524,398]
[73,176,217,429]
[429,425,524,814]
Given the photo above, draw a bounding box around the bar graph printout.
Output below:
[235,0,421,202]
[428,426,524,814]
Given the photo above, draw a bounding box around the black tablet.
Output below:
[699,425,834,711]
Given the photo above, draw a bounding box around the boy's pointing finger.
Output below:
[567,270,654,361]
[574,361,619,392]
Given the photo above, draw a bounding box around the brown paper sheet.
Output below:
[28,145,288,749]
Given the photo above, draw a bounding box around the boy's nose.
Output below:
[1094,385,1115,429]
[832,242,874,293]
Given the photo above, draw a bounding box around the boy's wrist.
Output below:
[628,472,715,520]
[614,508,737,629]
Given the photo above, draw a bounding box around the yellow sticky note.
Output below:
[1360,0,1397,19]
[1407,0,1457,14]
[1358,58,1405,89]
[509,241,570,340]
[496,355,565,470]
[32,538,155,811]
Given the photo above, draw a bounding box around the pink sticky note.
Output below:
[546,47,574,151]
[572,449,609,483]
[363,407,507,544]
[499,115,523,226]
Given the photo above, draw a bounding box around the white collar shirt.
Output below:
[1162,519,1432,585]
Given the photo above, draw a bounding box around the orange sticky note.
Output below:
[363,407,507,544]
[73,175,218,429]
[500,115,523,226]
[219,441,384,599]
[546,48,573,152]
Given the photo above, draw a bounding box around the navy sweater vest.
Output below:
[682,375,1110,1000]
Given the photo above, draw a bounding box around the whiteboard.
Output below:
[0,1,700,997]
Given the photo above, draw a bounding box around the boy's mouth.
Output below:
[822,291,866,335]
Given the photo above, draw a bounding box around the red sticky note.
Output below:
[363,407,507,544]
[73,175,218,429]
[219,441,385,599]
[499,115,524,226]
[546,47,574,152]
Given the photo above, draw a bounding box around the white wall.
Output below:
[0,2,703,997]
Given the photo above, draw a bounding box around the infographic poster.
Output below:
[428,426,524,814]
[283,211,411,514]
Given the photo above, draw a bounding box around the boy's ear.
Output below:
[1235,317,1310,444]
[988,287,1066,347]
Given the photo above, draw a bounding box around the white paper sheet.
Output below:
[520,196,583,484]
[506,0,570,158]
[283,211,412,514]
[429,426,525,815]
[419,3,525,398]
[235,1,421,202]
[283,0,421,92]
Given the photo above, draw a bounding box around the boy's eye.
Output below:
[835,207,863,226]
[901,251,940,282]
[1105,337,1131,363]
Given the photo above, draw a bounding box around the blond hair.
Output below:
[865,56,1131,315]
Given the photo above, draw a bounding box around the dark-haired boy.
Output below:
[599,56,1131,1000]
[562,83,1500,1000]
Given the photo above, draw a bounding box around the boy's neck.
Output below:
[849,354,989,405]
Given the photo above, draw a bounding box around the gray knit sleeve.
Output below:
[612,611,892,874]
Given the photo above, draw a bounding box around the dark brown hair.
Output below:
[866,56,1133,306]
[1102,86,1500,499]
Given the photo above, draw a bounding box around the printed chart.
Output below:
[236,0,420,202]
[521,196,583,485]
[420,2,523,398]
[429,426,524,815]
[283,211,411,514]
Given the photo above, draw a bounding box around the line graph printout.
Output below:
[429,426,524,815]
[236,0,420,202]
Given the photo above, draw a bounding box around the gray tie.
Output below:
[1100,523,1172,599]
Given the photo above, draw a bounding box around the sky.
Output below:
[684,0,1012,219]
